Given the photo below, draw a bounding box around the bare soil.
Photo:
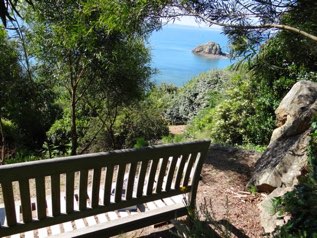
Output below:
[124,144,264,238]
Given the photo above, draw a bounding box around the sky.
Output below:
[164,16,223,30]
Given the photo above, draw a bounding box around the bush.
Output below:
[165,70,231,125]
[185,69,275,145]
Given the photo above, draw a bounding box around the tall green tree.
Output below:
[28,0,159,155]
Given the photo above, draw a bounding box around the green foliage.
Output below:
[165,70,231,124]
[273,119,317,237]
[186,69,275,145]
[134,137,149,149]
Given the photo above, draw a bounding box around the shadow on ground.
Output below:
[204,144,261,178]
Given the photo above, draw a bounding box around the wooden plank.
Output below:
[51,174,61,217]
[103,165,113,206]
[126,162,137,200]
[137,161,148,197]
[60,194,73,233]
[153,199,166,208]
[24,230,34,238]
[0,141,211,181]
[35,176,47,220]
[19,179,32,223]
[146,158,159,195]
[38,227,49,238]
[46,199,62,235]
[182,152,196,187]
[66,172,75,214]
[91,168,101,208]
[163,197,176,206]
[165,156,178,192]
[50,224,61,236]
[79,170,88,211]
[115,164,125,203]
[54,203,188,238]
[156,157,169,193]
[175,154,189,189]
[107,211,119,221]
[86,216,97,226]
[146,201,157,211]
[0,207,6,226]
[96,214,107,223]
[73,194,86,230]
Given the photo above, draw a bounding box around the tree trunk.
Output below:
[71,87,78,155]
[0,115,5,165]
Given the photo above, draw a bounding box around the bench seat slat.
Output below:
[54,203,188,238]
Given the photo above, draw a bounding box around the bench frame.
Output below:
[0,140,210,237]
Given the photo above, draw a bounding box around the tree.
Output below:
[167,0,317,57]
[28,0,158,155]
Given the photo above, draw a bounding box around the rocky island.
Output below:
[192,42,229,59]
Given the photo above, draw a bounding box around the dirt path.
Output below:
[125,144,264,238]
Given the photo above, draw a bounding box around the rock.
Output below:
[258,187,293,233]
[248,80,317,192]
[248,80,317,233]
[192,42,228,58]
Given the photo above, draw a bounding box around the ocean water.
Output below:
[148,24,234,86]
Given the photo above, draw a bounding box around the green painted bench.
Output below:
[0,140,210,238]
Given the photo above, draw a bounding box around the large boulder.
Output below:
[249,80,317,192]
[248,80,317,233]
[192,42,228,58]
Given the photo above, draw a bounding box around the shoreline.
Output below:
[192,52,230,59]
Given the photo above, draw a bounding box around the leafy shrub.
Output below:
[165,70,231,124]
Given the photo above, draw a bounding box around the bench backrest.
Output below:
[0,140,210,236]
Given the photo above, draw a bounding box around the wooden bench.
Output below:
[0,140,210,237]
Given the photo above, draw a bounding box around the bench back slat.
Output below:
[146,157,159,196]
[137,160,148,197]
[1,182,16,226]
[182,152,196,187]
[19,179,32,223]
[79,169,89,211]
[103,165,114,206]
[51,174,61,217]
[91,168,102,208]
[115,164,125,203]
[66,172,75,214]
[0,140,210,237]
[35,176,47,220]
[156,157,169,193]
[126,162,137,200]
[165,155,178,192]
[175,153,189,189]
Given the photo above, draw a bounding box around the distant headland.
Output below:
[192,42,229,59]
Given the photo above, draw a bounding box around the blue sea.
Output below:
[148,24,234,86]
